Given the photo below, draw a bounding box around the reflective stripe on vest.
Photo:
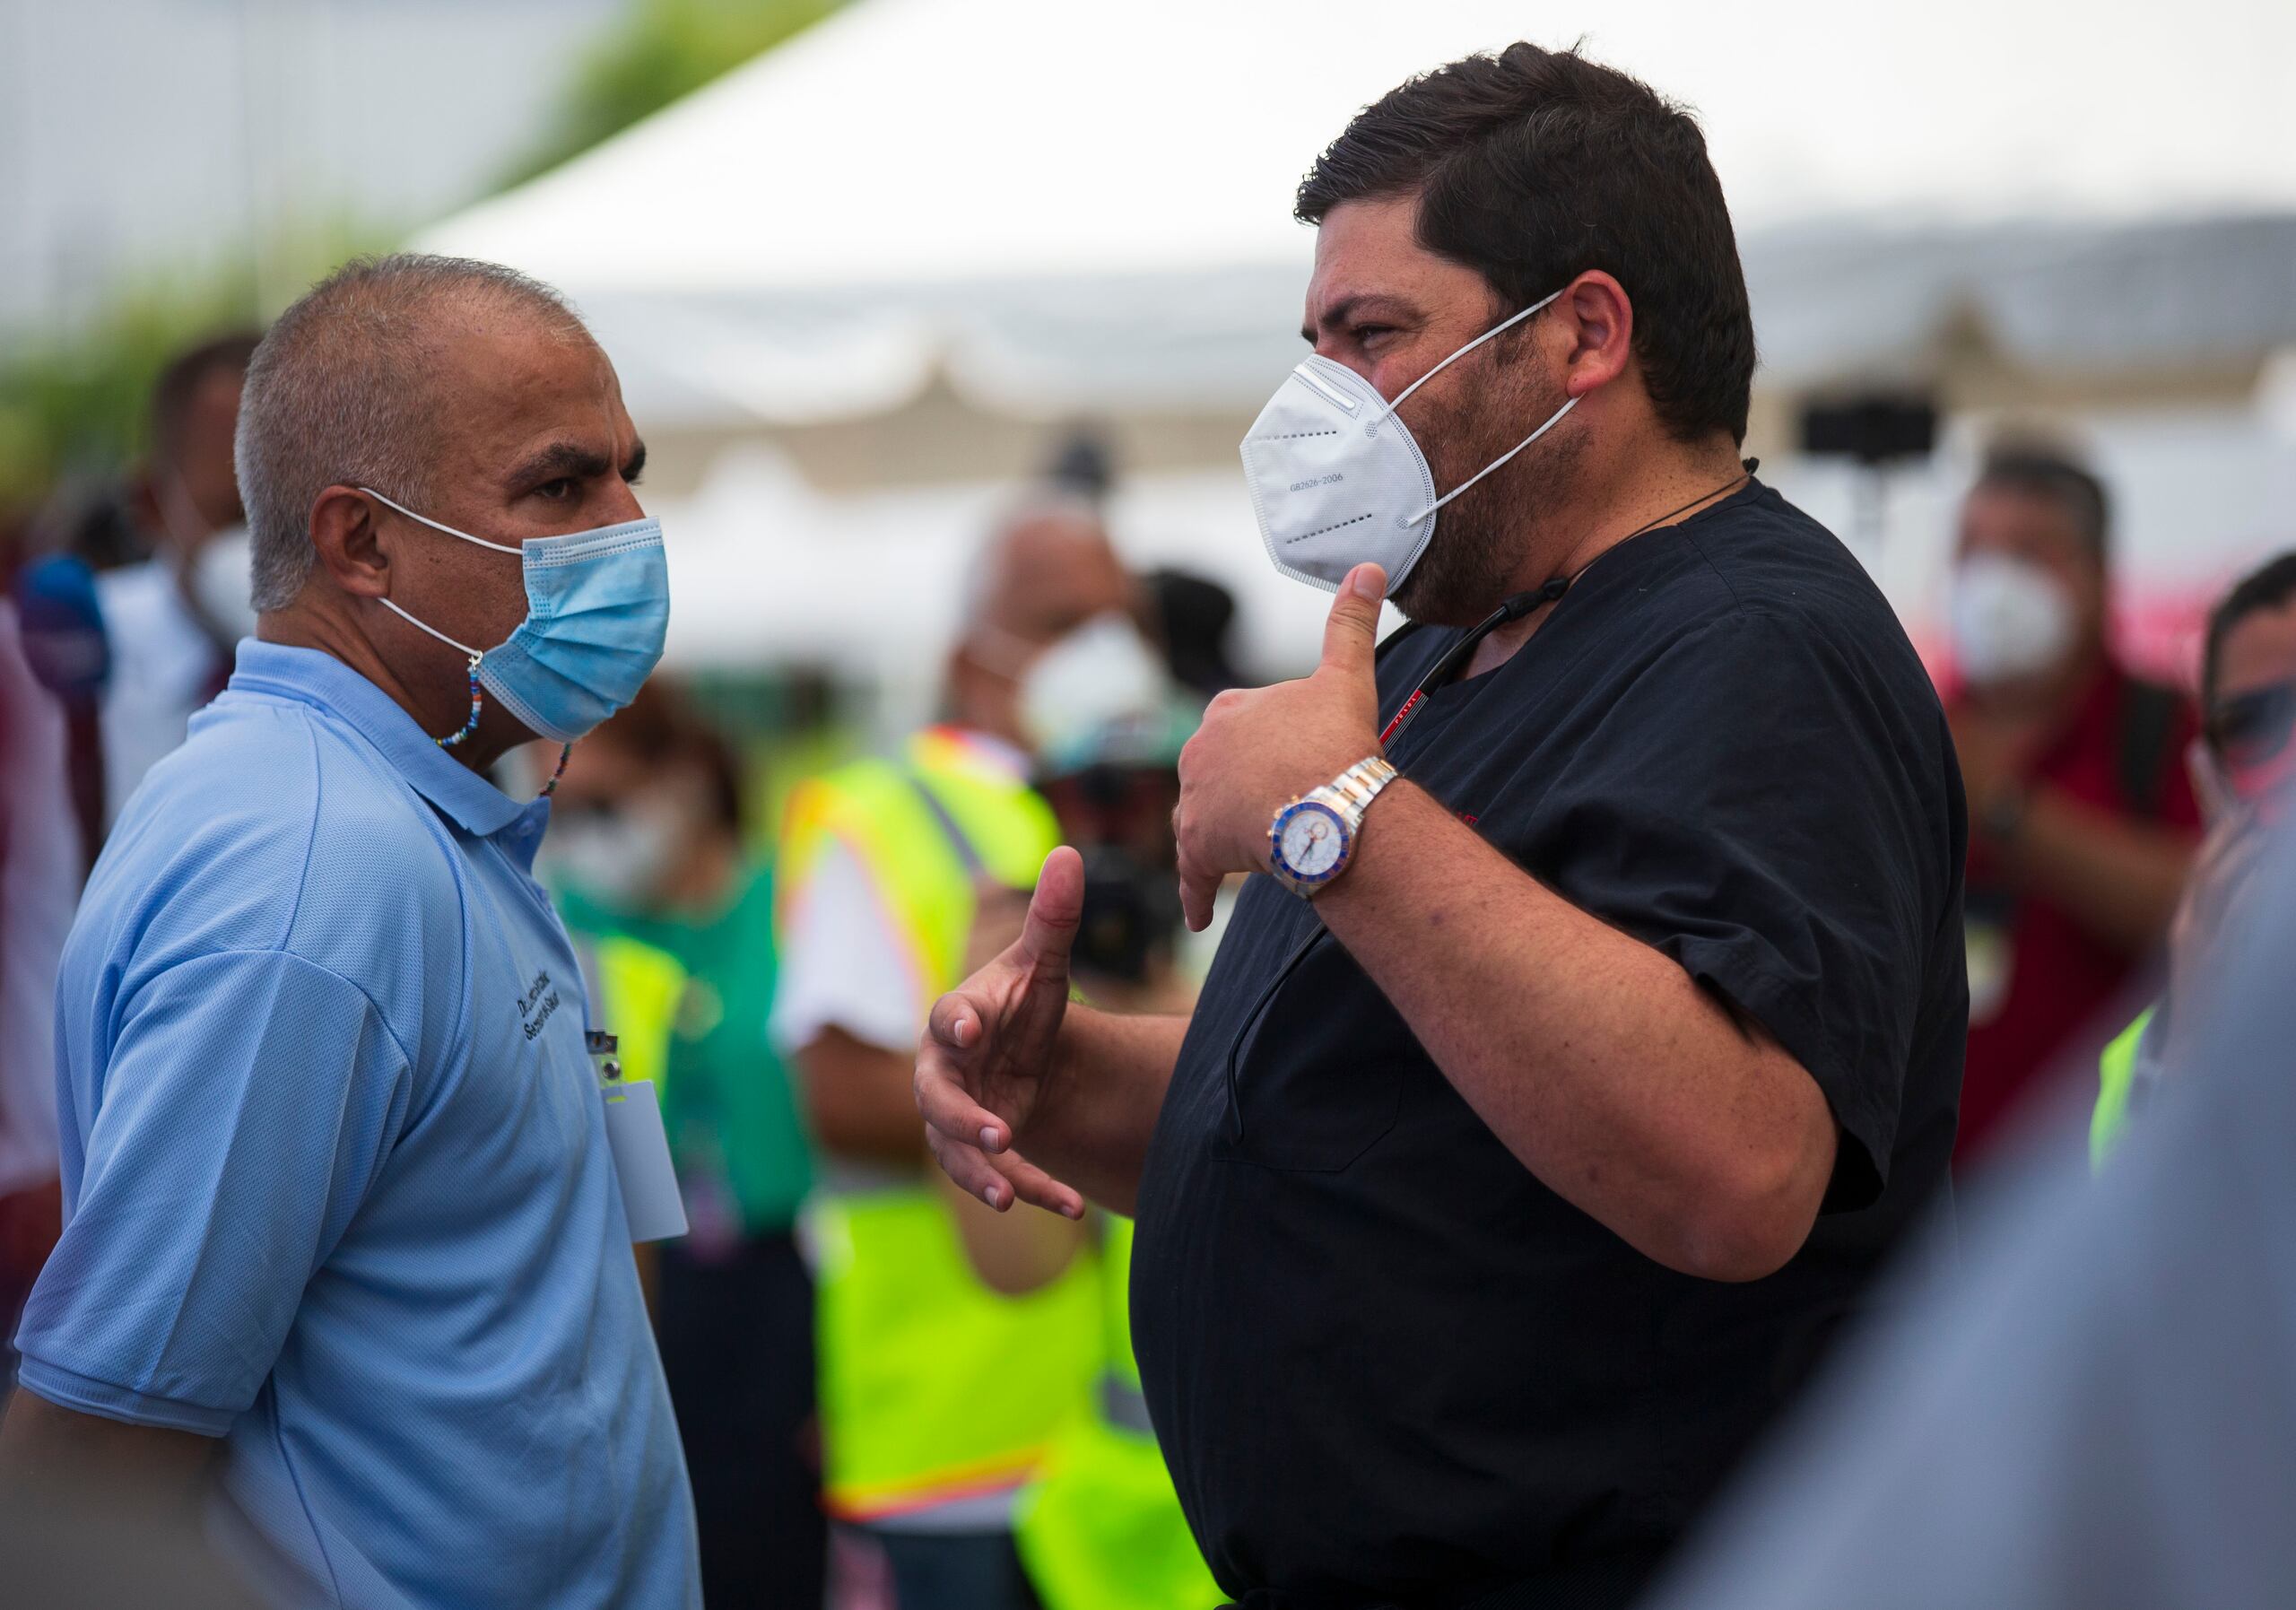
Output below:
[781,733,1099,1519]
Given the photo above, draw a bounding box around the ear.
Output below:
[1555,271,1635,401]
[309,485,391,601]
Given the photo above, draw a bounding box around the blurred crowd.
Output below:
[1,307,2291,1610]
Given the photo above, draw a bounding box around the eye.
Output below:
[1352,324,1398,344]
[535,477,578,502]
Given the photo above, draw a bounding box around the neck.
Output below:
[1467,431,1749,678]
[259,599,525,771]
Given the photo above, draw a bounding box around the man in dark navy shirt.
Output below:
[914,43,1963,1610]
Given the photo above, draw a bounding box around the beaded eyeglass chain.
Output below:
[437,654,485,749]
[431,651,573,798]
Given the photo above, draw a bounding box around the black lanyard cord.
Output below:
[1377,464,1755,748]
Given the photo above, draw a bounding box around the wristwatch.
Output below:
[1266,756,1401,897]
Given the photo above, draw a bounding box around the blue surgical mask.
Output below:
[363,487,670,744]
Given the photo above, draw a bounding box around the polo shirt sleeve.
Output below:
[1535,610,1952,1209]
[15,948,413,1434]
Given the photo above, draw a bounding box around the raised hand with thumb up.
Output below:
[1172,561,1389,930]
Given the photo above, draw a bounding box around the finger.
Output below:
[915,1053,1009,1153]
[926,1126,1013,1208]
[1179,862,1219,934]
[926,1128,1085,1219]
[926,989,984,1051]
[985,1148,1087,1220]
[1317,562,1387,680]
[1017,845,1085,975]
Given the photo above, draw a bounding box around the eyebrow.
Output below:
[1300,293,1423,345]
[504,437,648,487]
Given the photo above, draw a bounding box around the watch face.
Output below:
[1273,800,1349,882]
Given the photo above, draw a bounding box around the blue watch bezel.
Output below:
[1269,796,1352,887]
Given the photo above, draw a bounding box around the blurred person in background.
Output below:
[93,334,263,828]
[13,488,129,858]
[918,45,1965,1609]
[0,588,76,1396]
[952,693,1219,1610]
[1141,566,1248,704]
[2093,551,2296,1163]
[1,255,697,1608]
[1949,448,2202,1162]
[1140,566,1252,972]
[547,681,826,1608]
[771,502,1152,1609]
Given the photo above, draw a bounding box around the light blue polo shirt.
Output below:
[16,640,699,1610]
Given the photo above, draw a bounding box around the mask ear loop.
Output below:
[1361,287,1574,530]
[361,489,578,793]
[1396,395,1579,529]
[1365,287,1564,437]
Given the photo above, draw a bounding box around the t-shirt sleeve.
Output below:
[14,949,413,1433]
[1533,611,1952,1209]
[767,841,923,1057]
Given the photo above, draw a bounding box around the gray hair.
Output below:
[235,254,590,612]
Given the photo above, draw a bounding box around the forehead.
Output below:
[1304,195,1487,327]
[429,310,625,452]
[2216,598,2296,698]
[1959,483,2092,560]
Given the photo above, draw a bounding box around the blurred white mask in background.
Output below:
[1952,553,2075,687]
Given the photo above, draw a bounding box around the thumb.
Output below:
[1015,845,1084,977]
[1318,562,1387,679]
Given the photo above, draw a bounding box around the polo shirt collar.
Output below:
[228,640,531,840]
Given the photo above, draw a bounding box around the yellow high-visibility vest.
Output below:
[780,729,1101,1522]
[588,935,689,1095]
[1015,1215,1221,1610]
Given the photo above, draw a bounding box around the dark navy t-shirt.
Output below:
[1129,481,1967,1608]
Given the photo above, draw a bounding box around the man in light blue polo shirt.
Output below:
[1,255,700,1608]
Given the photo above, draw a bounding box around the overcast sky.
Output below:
[0,0,622,335]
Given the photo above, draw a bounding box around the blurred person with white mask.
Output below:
[1946,448,2201,1165]
[94,334,262,828]
[770,502,1153,1609]
[2,255,696,1608]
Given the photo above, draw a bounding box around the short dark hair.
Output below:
[2203,551,2296,709]
[1296,43,1756,445]
[148,332,260,463]
[1973,448,2112,566]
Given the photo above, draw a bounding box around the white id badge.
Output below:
[589,1031,688,1243]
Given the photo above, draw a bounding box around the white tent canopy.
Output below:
[422,0,2296,427]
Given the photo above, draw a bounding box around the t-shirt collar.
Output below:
[226,639,531,840]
